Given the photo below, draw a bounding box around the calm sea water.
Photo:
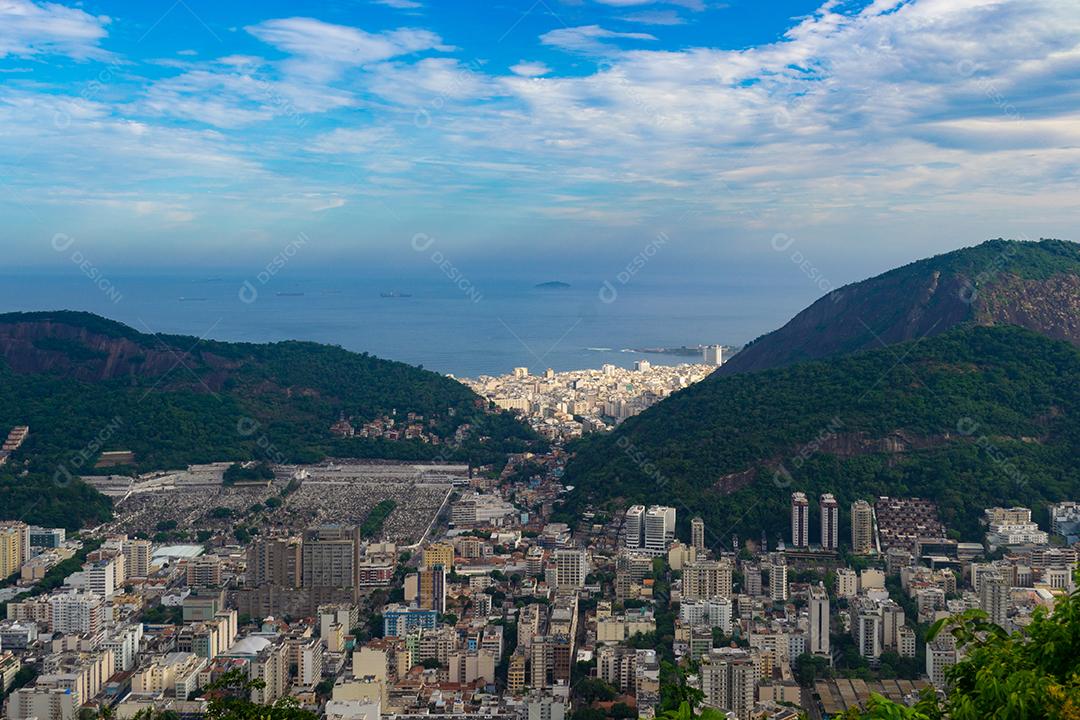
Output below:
[0,272,816,377]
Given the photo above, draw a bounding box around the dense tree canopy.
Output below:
[0,312,543,528]
[563,324,1080,543]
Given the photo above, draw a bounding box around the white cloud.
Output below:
[510,61,552,77]
[372,0,423,8]
[620,10,687,25]
[4,0,1080,265]
[246,17,447,82]
[136,62,354,128]
[306,127,398,155]
[365,57,494,106]
[0,0,111,59]
[540,25,657,55]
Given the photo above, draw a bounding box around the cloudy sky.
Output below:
[2,0,1078,284]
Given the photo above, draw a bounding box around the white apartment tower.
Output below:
[926,637,958,688]
[554,549,589,589]
[856,610,883,662]
[49,591,105,635]
[624,505,646,550]
[702,345,724,366]
[809,584,830,658]
[700,648,757,720]
[791,492,809,548]
[768,556,788,602]
[820,493,839,550]
[980,573,1010,629]
[644,506,676,556]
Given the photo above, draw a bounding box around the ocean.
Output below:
[0,272,817,377]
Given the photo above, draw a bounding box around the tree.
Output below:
[795,653,832,686]
[658,701,728,720]
[576,678,618,703]
[571,708,607,720]
[841,573,1080,719]
[202,669,319,720]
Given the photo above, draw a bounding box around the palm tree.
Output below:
[659,700,728,720]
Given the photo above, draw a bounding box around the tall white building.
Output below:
[809,584,830,658]
[926,636,958,688]
[554,549,589,589]
[86,558,118,599]
[855,609,882,662]
[984,506,1048,549]
[123,539,153,578]
[700,648,757,720]
[49,591,105,635]
[682,560,733,600]
[980,573,1010,628]
[768,556,788,602]
[644,506,676,556]
[702,345,724,366]
[624,505,646,550]
[881,601,906,650]
[791,493,809,548]
[103,624,144,672]
[820,494,839,550]
[679,598,733,635]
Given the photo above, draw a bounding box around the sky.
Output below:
[1,0,1079,287]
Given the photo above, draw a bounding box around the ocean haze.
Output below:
[0,272,815,376]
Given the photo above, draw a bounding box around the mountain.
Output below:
[562,324,1080,543]
[562,239,1080,544]
[0,311,540,529]
[720,238,1080,375]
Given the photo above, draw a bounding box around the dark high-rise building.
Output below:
[302,525,359,589]
[791,492,809,548]
[419,563,446,614]
[820,493,840,550]
[247,536,302,588]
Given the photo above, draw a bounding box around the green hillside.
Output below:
[562,325,1080,544]
[0,311,541,529]
[720,238,1080,375]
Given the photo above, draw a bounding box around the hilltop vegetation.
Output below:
[721,238,1080,375]
[562,324,1080,543]
[0,311,541,529]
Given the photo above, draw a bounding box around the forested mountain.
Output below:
[720,238,1080,375]
[562,323,1080,544]
[0,311,540,529]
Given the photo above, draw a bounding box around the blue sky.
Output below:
[2,0,1079,285]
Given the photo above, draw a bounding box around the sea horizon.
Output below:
[0,271,818,377]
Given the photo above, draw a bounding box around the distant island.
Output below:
[534,281,570,289]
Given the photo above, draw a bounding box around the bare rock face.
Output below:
[719,239,1080,376]
[975,273,1080,345]
[0,313,243,391]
